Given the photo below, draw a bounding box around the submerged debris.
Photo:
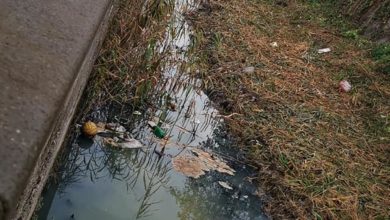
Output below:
[103,137,119,147]
[148,121,157,128]
[119,138,144,149]
[172,155,206,178]
[172,148,235,178]
[190,148,235,175]
[106,123,127,133]
[103,137,144,149]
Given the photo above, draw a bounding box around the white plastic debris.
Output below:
[106,123,126,133]
[318,48,331,54]
[243,66,255,74]
[339,80,352,92]
[119,138,144,149]
[133,111,142,115]
[103,137,144,149]
[148,121,157,128]
[270,42,278,47]
[218,181,233,190]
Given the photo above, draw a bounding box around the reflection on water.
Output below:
[36,0,268,219]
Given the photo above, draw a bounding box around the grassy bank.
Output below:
[189,0,390,218]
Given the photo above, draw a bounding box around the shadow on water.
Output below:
[36,0,268,219]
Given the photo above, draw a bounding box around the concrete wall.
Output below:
[0,0,116,219]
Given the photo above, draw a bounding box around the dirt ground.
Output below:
[189,0,390,219]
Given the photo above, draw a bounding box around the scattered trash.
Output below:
[148,121,166,138]
[133,111,142,115]
[270,42,278,48]
[148,121,157,128]
[339,80,352,92]
[103,136,144,149]
[172,148,235,178]
[153,126,166,138]
[82,121,144,149]
[106,123,126,133]
[172,155,206,178]
[243,66,255,74]
[218,181,233,190]
[103,137,119,147]
[191,148,235,176]
[318,48,331,54]
[82,121,99,138]
[119,138,144,149]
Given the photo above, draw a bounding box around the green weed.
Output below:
[372,43,390,74]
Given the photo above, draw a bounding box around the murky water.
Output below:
[36,1,267,219]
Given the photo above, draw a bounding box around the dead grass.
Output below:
[190,0,390,219]
[79,0,174,118]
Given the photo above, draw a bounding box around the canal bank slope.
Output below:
[190,0,390,219]
[0,0,115,219]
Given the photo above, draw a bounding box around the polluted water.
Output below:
[36,0,268,219]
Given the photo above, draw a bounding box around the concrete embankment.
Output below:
[0,0,115,219]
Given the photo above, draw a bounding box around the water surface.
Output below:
[37,1,267,219]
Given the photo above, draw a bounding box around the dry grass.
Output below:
[190,0,390,219]
[79,0,174,117]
